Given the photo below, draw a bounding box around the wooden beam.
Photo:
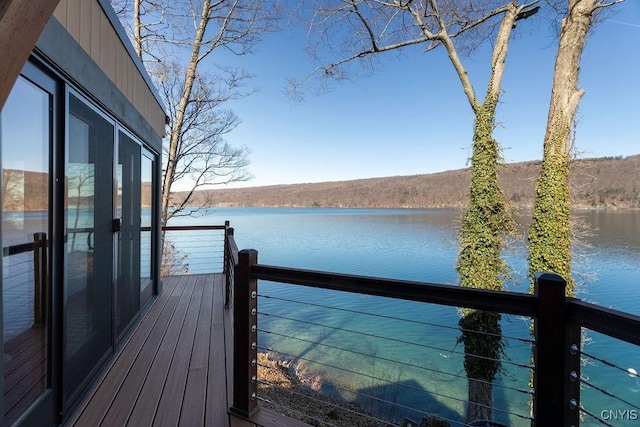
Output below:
[0,0,61,109]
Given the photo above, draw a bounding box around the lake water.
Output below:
[171,207,640,426]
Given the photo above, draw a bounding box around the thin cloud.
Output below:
[606,19,640,28]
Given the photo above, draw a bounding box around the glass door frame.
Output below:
[2,56,161,425]
[114,126,143,342]
[61,87,159,414]
[62,88,116,412]
[140,147,157,310]
[1,60,61,427]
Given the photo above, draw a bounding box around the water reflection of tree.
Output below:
[3,169,25,211]
[68,164,94,252]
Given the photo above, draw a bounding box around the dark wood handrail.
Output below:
[162,225,227,231]
[2,241,39,257]
[224,225,239,307]
[2,233,48,326]
[568,299,640,347]
[3,235,47,257]
[67,227,94,233]
[228,234,239,266]
[231,253,640,425]
[250,264,640,346]
[251,264,538,317]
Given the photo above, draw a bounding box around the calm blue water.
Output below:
[171,207,640,426]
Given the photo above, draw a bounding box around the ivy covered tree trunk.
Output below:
[528,0,603,297]
[291,1,537,422]
[457,99,513,423]
[528,146,573,293]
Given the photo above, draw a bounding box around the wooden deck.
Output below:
[64,273,307,427]
[3,326,46,425]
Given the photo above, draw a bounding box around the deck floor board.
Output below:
[123,275,199,427]
[153,274,206,426]
[179,274,215,427]
[65,273,307,427]
[67,273,187,426]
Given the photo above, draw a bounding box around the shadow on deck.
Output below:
[64,274,304,427]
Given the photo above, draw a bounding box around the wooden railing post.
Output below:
[32,232,47,327]
[223,220,230,274]
[225,227,235,308]
[230,249,259,418]
[534,272,580,426]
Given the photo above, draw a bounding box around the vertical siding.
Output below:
[128,59,136,105]
[99,11,116,85]
[79,0,92,55]
[90,3,101,58]
[116,44,127,100]
[52,0,165,138]
[53,0,68,26]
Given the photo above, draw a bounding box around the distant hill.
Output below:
[179,155,640,209]
[3,169,49,211]
[2,170,154,211]
[5,155,637,212]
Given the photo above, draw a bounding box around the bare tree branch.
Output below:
[290,0,540,108]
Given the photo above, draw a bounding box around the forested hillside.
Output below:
[180,155,640,209]
[3,169,49,211]
[4,155,637,211]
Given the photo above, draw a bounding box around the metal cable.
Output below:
[255,396,340,427]
[260,311,534,370]
[575,402,613,427]
[580,348,638,377]
[259,359,532,422]
[579,376,640,411]
[259,366,424,419]
[259,329,533,396]
[257,379,397,426]
[259,345,532,411]
[258,387,470,427]
[259,293,534,344]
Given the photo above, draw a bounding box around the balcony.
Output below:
[63,224,640,426]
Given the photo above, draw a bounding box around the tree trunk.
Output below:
[457,100,509,293]
[456,104,507,423]
[160,0,211,226]
[453,5,521,422]
[467,379,493,422]
[133,0,141,59]
[528,0,596,297]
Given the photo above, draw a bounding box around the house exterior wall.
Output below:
[1,0,165,424]
[49,0,166,148]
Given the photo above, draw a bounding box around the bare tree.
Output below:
[155,60,252,222]
[528,0,623,298]
[294,1,538,422]
[113,0,279,224]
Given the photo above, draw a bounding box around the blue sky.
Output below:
[211,1,639,189]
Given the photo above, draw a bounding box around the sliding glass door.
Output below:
[2,65,159,422]
[115,131,141,340]
[63,93,158,410]
[140,150,155,308]
[1,65,57,426]
[63,94,114,408]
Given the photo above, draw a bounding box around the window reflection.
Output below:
[140,152,154,305]
[1,76,50,425]
[64,94,114,404]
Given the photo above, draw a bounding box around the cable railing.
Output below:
[160,225,227,275]
[223,222,239,307]
[168,224,640,425]
[256,301,534,425]
[226,247,640,426]
[571,333,640,425]
[2,232,47,341]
